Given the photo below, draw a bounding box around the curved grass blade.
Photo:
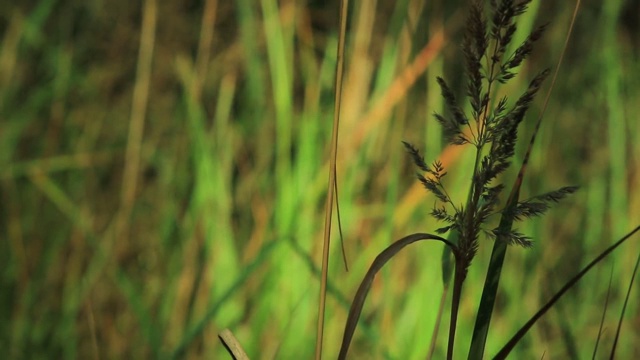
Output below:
[468,2,582,358]
[492,226,640,359]
[338,233,456,360]
[609,248,640,359]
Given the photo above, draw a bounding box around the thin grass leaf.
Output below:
[338,233,455,360]
[469,220,514,359]
[334,178,349,271]
[592,266,614,360]
[427,289,450,360]
[492,226,640,360]
[609,249,640,359]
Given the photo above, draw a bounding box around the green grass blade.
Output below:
[602,0,628,241]
[592,266,614,360]
[493,226,640,359]
[609,248,640,359]
[338,233,455,360]
[467,208,514,360]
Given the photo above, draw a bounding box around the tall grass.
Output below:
[1,0,638,359]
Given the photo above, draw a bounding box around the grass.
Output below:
[1,0,639,359]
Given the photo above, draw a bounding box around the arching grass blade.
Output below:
[338,233,455,360]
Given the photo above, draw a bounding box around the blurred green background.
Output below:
[1,0,638,358]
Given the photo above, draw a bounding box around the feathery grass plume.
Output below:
[508,186,580,221]
[404,0,576,255]
[402,0,577,357]
[405,0,553,265]
[341,1,589,358]
[469,0,584,358]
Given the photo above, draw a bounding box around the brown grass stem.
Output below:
[315,0,348,359]
[218,329,250,360]
[118,0,157,243]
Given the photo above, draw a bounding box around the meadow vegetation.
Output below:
[1,0,639,358]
